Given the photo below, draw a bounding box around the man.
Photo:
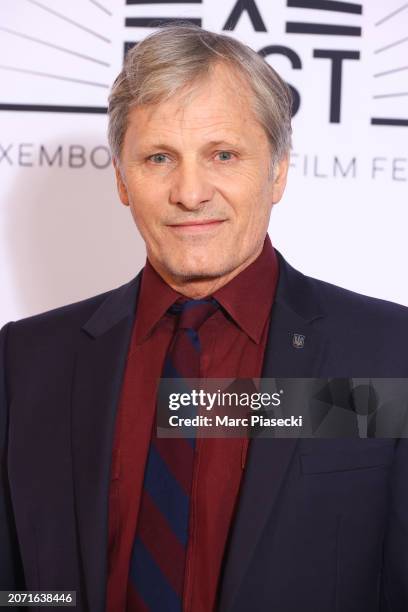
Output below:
[1,24,408,612]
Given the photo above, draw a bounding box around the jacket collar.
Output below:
[81,273,142,338]
[274,249,325,324]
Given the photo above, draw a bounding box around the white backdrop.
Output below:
[1,0,407,328]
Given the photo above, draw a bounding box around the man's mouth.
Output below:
[167,219,225,233]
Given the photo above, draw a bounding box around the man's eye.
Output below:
[216,151,234,161]
[148,153,169,164]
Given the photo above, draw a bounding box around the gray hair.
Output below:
[107,23,292,170]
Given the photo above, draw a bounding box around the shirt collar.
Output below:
[212,233,278,344]
[133,258,181,344]
[134,233,279,345]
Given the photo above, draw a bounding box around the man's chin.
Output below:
[164,260,232,283]
[170,268,222,282]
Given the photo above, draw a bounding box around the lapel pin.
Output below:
[292,333,305,349]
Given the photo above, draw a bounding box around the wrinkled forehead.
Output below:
[124,66,265,148]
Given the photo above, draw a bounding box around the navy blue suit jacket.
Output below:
[1,251,408,611]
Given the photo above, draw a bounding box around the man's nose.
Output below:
[169,160,214,210]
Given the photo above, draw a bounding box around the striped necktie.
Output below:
[127,297,220,611]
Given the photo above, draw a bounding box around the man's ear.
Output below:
[271,153,290,205]
[113,158,130,206]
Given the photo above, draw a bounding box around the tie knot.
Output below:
[169,297,220,332]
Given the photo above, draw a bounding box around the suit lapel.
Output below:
[71,275,141,612]
[218,252,329,612]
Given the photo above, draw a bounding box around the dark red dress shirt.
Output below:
[106,234,279,612]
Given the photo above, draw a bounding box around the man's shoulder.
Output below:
[10,288,113,331]
[276,252,408,370]
[4,276,139,348]
[309,273,408,323]
[276,257,408,374]
[303,270,408,365]
[278,252,408,325]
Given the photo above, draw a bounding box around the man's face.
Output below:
[114,62,289,288]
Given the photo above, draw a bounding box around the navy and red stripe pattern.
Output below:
[127,298,219,611]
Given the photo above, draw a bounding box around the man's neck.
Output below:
[148,243,264,299]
